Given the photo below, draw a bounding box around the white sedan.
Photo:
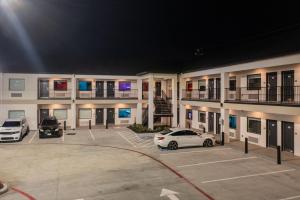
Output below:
[154,128,215,150]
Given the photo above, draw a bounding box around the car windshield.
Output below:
[2,121,21,127]
[42,120,57,126]
[160,129,172,135]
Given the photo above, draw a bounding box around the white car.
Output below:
[0,118,29,142]
[154,128,215,150]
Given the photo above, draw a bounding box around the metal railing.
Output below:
[38,89,72,99]
[225,86,300,105]
[76,89,138,99]
[181,88,221,102]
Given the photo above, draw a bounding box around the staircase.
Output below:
[154,90,173,117]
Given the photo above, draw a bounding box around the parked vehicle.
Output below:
[0,118,29,142]
[39,117,62,138]
[154,128,215,150]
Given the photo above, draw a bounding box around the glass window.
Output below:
[79,109,92,119]
[142,82,149,91]
[119,82,131,91]
[247,117,261,134]
[198,111,206,123]
[229,115,237,129]
[54,80,68,91]
[229,79,236,91]
[42,119,58,126]
[79,81,92,91]
[247,74,261,90]
[171,131,186,136]
[53,109,67,120]
[119,108,131,118]
[8,110,25,119]
[9,79,25,91]
[186,81,193,91]
[186,109,192,120]
[198,80,206,91]
[185,130,197,135]
[2,121,21,127]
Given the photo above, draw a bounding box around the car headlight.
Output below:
[55,128,59,132]
[39,129,44,132]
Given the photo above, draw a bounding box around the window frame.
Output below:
[78,81,92,91]
[229,115,237,129]
[8,110,25,119]
[198,80,206,91]
[79,108,92,119]
[54,80,68,91]
[53,109,68,120]
[118,108,131,118]
[247,117,261,134]
[119,81,131,91]
[9,78,25,91]
[198,111,206,123]
[247,74,261,90]
[229,78,236,91]
[186,109,192,120]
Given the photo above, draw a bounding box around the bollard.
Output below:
[245,137,248,154]
[64,121,66,131]
[221,132,225,146]
[89,120,91,130]
[106,119,108,129]
[277,146,281,165]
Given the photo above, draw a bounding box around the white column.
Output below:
[104,108,107,126]
[71,75,77,129]
[221,108,230,143]
[171,76,178,127]
[179,76,185,128]
[148,76,154,129]
[136,79,143,124]
[179,104,186,128]
[221,72,229,103]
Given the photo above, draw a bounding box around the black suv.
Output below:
[39,117,62,138]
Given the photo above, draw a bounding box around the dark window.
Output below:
[54,80,67,91]
[186,109,192,120]
[79,81,92,91]
[42,119,58,126]
[171,131,186,136]
[198,80,206,91]
[161,129,172,135]
[247,74,261,90]
[247,117,261,134]
[229,115,237,129]
[185,130,197,136]
[198,111,206,123]
[186,82,193,91]
[2,121,21,127]
[229,79,236,91]
[177,82,179,99]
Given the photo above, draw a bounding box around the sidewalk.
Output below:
[228,140,300,166]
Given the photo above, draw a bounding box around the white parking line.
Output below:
[140,140,154,147]
[160,147,232,155]
[201,169,296,184]
[177,156,258,168]
[279,195,300,200]
[117,132,136,147]
[89,130,95,141]
[28,131,37,144]
[62,130,65,142]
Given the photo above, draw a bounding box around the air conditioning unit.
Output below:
[11,93,22,97]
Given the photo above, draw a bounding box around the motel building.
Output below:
[1,53,300,156]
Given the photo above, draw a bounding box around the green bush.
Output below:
[128,123,170,133]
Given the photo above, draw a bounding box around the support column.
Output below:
[179,104,186,128]
[171,76,178,127]
[221,72,229,103]
[136,78,143,124]
[148,76,154,129]
[221,108,230,143]
[71,75,77,129]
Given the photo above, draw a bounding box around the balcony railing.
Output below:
[38,89,72,99]
[225,86,300,105]
[76,89,138,99]
[181,89,221,102]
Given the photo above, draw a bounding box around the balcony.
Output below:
[181,89,220,102]
[38,89,72,99]
[225,86,300,106]
[76,89,138,99]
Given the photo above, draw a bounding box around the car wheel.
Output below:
[204,139,213,147]
[168,141,178,150]
[26,127,30,135]
[18,133,23,142]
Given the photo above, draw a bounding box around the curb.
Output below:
[0,182,8,195]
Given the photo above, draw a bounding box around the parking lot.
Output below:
[1,127,300,200]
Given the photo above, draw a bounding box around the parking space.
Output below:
[1,127,300,200]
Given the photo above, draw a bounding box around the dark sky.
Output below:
[1,1,300,75]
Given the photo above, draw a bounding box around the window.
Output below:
[2,121,21,127]
[185,130,197,136]
[54,80,68,91]
[247,74,261,90]
[79,81,92,91]
[53,109,67,120]
[186,109,192,120]
[186,81,192,91]
[229,115,237,129]
[198,80,206,91]
[229,79,236,91]
[9,79,25,91]
[79,109,92,119]
[198,111,206,123]
[171,131,186,136]
[8,110,25,119]
[247,117,261,134]
[142,82,149,91]
[119,82,131,91]
[118,108,131,118]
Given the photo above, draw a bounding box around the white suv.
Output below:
[0,118,29,142]
[154,128,216,150]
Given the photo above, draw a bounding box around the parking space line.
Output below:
[177,156,257,168]
[140,140,154,147]
[28,131,37,144]
[62,130,65,142]
[160,147,232,155]
[201,169,296,184]
[89,130,95,141]
[117,132,136,147]
[279,195,300,200]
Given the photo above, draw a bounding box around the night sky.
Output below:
[1,1,300,75]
